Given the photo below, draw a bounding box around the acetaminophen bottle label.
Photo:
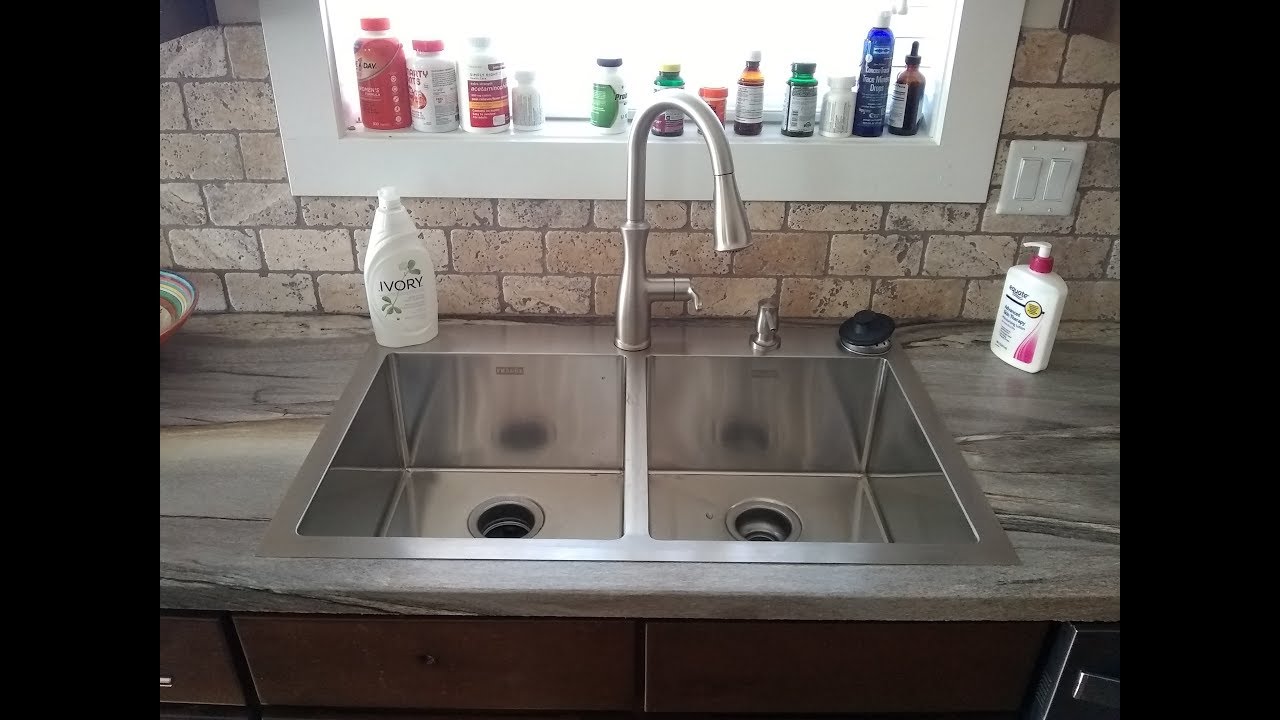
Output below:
[466,62,510,128]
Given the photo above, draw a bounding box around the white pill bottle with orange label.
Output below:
[990,241,1068,373]
[459,37,510,133]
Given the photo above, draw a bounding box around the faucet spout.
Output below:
[626,90,751,234]
[615,90,753,351]
[711,174,751,252]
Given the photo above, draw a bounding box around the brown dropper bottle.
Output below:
[887,41,925,136]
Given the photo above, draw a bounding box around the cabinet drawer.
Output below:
[234,616,636,711]
[644,621,1048,713]
[159,616,246,706]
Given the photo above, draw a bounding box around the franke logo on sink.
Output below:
[495,366,525,375]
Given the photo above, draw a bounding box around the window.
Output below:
[262,0,1023,201]
[326,0,954,127]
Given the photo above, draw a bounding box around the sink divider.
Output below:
[374,470,410,538]
[375,354,414,539]
[386,353,413,469]
[622,353,649,539]
[857,362,894,543]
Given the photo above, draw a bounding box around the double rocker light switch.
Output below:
[995,140,1086,216]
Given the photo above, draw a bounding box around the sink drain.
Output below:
[725,499,802,542]
[467,497,546,539]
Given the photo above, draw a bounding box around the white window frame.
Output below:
[261,0,1023,202]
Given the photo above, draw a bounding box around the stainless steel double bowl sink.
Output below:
[261,323,1017,565]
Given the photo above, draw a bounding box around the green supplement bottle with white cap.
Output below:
[651,63,685,137]
[781,62,818,137]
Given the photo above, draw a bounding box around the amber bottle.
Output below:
[887,42,925,136]
[733,51,764,135]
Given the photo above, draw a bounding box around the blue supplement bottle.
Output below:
[852,10,895,137]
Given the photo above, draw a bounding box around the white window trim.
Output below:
[261,0,1023,202]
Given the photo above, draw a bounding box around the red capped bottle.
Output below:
[354,18,411,130]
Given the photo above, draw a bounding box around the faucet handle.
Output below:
[664,278,702,311]
[687,286,703,311]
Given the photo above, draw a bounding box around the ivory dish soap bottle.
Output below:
[364,187,439,347]
[991,241,1068,373]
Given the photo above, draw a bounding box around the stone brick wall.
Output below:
[160,24,1119,320]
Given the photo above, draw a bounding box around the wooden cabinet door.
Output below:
[234,616,636,711]
[159,616,247,707]
[643,621,1048,713]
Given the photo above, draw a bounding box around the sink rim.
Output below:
[259,323,1019,565]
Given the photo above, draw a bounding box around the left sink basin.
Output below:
[287,349,626,542]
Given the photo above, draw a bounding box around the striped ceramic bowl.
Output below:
[160,271,197,345]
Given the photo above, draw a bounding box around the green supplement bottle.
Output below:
[590,58,628,134]
[781,63,818,137]
[651,63,685,137]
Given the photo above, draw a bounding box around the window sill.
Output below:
[264,0,1023,202]
[284,121,941,201]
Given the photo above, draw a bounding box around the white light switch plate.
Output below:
[995,140,1087,216]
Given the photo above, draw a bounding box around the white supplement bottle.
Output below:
[459,37,510,133]
[990,241,1069,373]
[363,187,439,348]
[408,40,459,133]
[590,58,628,134]
[818,76,855,138]
[511,70,544,131]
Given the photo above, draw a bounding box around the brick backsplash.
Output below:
[160,24,1120,321]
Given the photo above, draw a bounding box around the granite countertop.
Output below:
[160,314,1120,621]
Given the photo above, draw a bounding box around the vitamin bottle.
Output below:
[733,51,764,136]
[697,87,728,134]
[819,76,855,138]
[781,63,818,138]
[651,64,686,137]
[354,18,410,130]
[512,70,544,131]
[590,58,628,134]
[408,40,458,133]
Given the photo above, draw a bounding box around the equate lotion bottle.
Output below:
[363,187,439,347]
[990,241,1068,373]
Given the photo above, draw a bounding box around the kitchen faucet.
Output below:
[614,89,753,351]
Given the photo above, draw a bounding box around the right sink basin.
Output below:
[647,353,979,547]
